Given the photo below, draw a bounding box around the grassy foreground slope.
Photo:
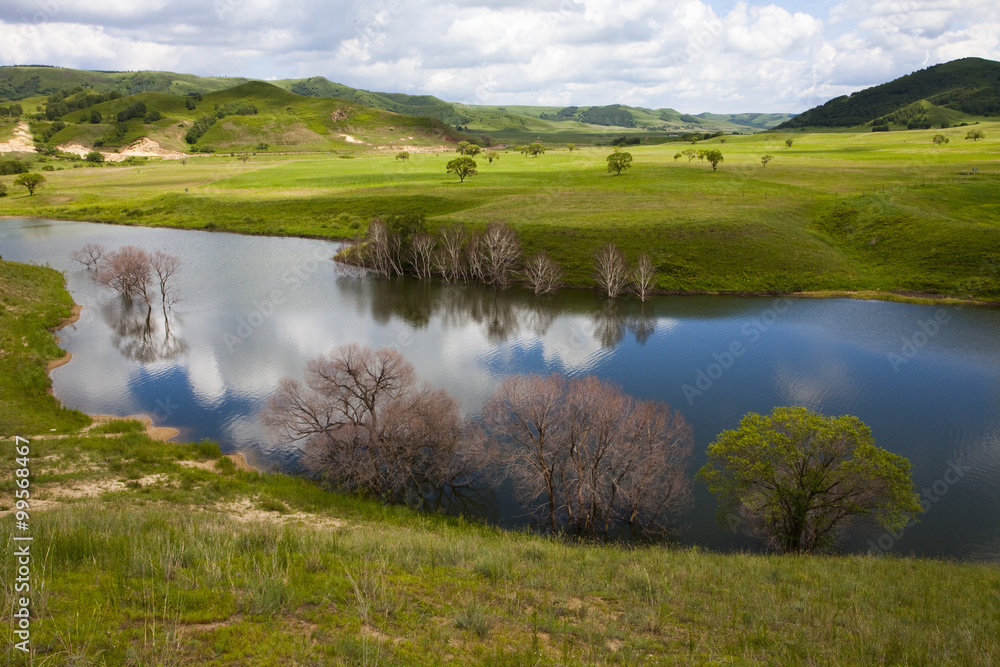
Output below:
[2,259,999,665]
[4,122,1000,301]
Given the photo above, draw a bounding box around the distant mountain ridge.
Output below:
[0,65,792,133]
[778,57,1000,129]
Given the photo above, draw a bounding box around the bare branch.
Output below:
[522,251,563,295]
[594,242,628,299]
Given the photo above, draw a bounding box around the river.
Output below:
[2,217,998,560]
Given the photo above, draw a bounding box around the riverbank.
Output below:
[2,126,998,303]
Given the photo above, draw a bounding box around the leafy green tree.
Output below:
[13,173,46,196]
[0,183,7,197]
[456,140,470,154]
[703,149,724,171]
[484,150,499,164]
[9,104,23,117]
[395,151,410,161]
[464,143,481,157]
[90,110,102,124]
[446,156,478,182]
[697,406,922,554]
[965,129,985,141]
[566,143,576,152]
[682,149,697,162]
[932,134,949,145]
[527,143,546,157]
[85,151,105,163]
[606,149,633,175]
[784,138,794,148]
[761,154,774,167]
[673,152,682,161]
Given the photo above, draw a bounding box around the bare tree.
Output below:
[594,242,628,299]
[263,344,464,502]
[94,246,154,306]
[150,250,181,308]
[479,221,521,289]
[409,233,436,280]
[69,243,105,270]
[465,230,487,284]
[478,374,693,537]
[434,223,468,283]
[365,218,402,277]
[630,252,657,302]
[522,251,563,295]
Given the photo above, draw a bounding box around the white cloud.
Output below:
[1,0,999,112]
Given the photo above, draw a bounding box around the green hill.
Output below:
[0,65,251,100]
[25,79,468,153]
[3,66,792,147]
[778,57,1000,129]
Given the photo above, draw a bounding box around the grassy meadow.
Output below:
[3,120,999,301]
[1,261,999,665]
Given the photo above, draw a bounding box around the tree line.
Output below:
[265,343,922,551]
[348,215,662,300]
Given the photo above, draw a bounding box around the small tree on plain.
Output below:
[682,149,697,162]
[932,135,949,146]
[395,151,409,161]
[630,252,657,302]
[606,149,633,175]
[463,144,481,157]
[85,151,104,163]
[522,251,563,295]
[761,154,774,167]
[527,143,546,157]
[456,141,470,154]
[965,129,985,141]
[703,149,724,171]
[13,173,45,196]
[784,138,794,148]
[484,150,499,164]
[594,242,628,298]
[446,156,478,183]
[697,406,922,554]
[566,143,576,152]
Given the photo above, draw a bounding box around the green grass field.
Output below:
[1,260,999,665]
[4,122,999,301]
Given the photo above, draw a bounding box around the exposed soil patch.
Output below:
[0,121,36,153]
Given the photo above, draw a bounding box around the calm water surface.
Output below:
[3,218,999,560]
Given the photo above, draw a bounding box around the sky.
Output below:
[1,0,998,113]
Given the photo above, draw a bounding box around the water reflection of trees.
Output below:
[101,298,188,363]
[352,276,657,348]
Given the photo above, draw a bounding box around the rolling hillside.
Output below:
[14,79,469,154]
[778,57,1000,129]
[2,66,791,147]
